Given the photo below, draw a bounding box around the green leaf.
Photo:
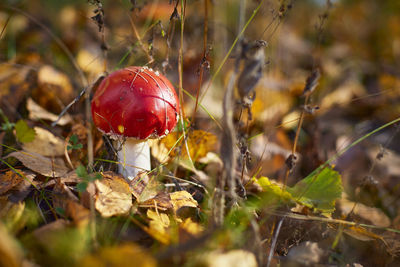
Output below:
[76,181,88,192]
[256,176,293,201]
[288,166,343,215]
[76,165,88,178]
[55,207,65,216]
[70,134,78,144]
[15,120,36,143]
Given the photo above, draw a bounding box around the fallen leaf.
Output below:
[285,241,325,266]
[15,120,36,143]
[52,179,79,211]
[0,63,36,121]
[66,200,90,228]
[180,218,203,236]
[139,192,173,211]
[33,65,74,113]
[161,130,217,161]
[27,98,72,126]
[22,127,64,157]
[170,191,198,214]
[147,209,170,242]
[78,243,156,267]
[0,170,25,194]
[338,198,390,227]
[7,151,69,177]
[0,170,36,202]
[94,172,132,217]
[199,250,257,267]
[342,225,385,243]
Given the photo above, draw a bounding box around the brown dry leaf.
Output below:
[22,127,64,157]
[65,200,90,228]
[139,192,173,211]
[0,63,36,121]
[161,130,217,161]
[338,198,390,227]
[7,151,69,177]
[0,222,24,267]
[33,219,68,245]
[286,241,325,266]
[343,225,385,242]
[52,179,79,211]
[199,250,258,267]
[27,98,72,126]
[170,191,198,214]
[78,243,156,267]
[0,170,25,194]
[39,170,81,189]
[0,170,36,202]
[94,172,132,217]
[33,65,74,113]
[130,172,150,200]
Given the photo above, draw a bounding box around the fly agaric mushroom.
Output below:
[91,66,180,180]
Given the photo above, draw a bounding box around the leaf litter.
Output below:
[1,1,400,266]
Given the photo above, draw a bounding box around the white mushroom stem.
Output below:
[117,139,150,180]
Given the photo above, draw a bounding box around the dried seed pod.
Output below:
[237,40,267,105]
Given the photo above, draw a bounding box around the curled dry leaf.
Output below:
[0,170,26,195]
[170,191,198,214]
[22,127,64,157]
[139,192,172,211]
[7,151,69,177]
[94,172,132,217]
[0,170,36,203]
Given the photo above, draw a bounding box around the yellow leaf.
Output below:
[180,218,203,236]
[161,130,217,161]
[146,209,171,244]
[169,191,198,214]
[78,243,156,267]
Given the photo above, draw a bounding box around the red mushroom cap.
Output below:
[91,66,180,140]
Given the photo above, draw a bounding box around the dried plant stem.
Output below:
[283,94,310,188]
[266,217,284,267]
[199,0,264,104]
[192,0,209,119]
[128,15,154,64]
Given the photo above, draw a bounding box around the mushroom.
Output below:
[91,66,180,180]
